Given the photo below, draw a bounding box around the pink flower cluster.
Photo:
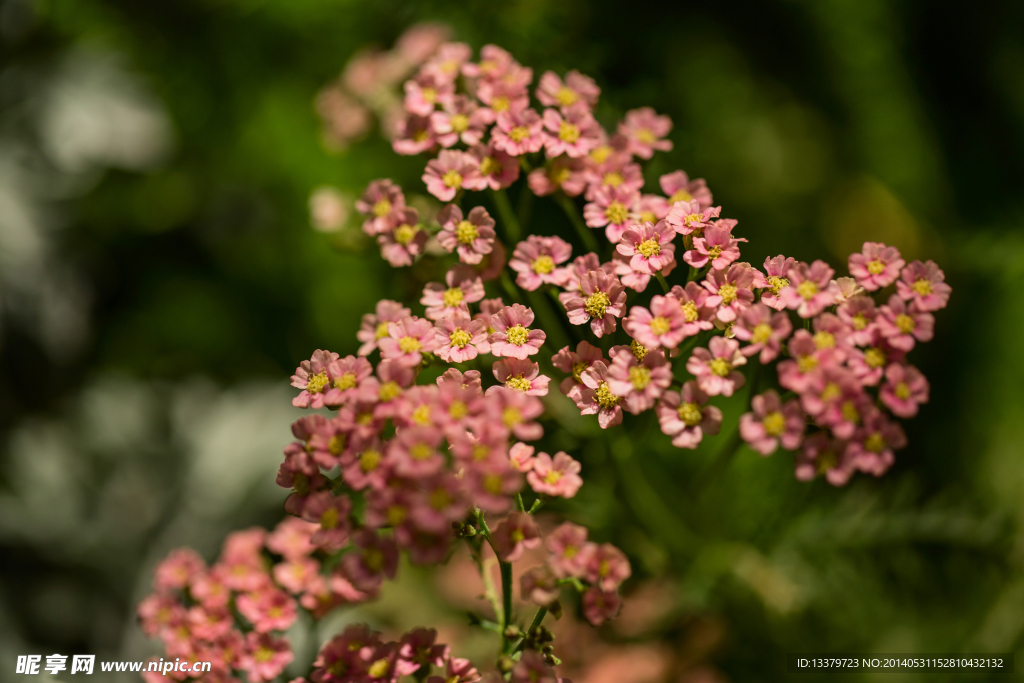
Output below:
[311,625,476,683]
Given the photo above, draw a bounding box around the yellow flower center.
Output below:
[449,328,472,348]
[378,381,402,401]
[558,121,580,143]
[595,381,620,408]
[851,313,867,330]
[556,86,578,106]
[649,316,671,336]
[372,198,392,217]
[443,287,464,307]
[707,245,723,260]
[503,407,522,427]
[442,169,463,190]
[680,301,699,323]
[506,325,530,346]
[479,156,498,176]
[629,365,651,390]
[334,372,357,390]
[532,255,555,274]
[585,291,611,318]
[430,488,451,510]
[797,355,818,373]
[912,278,933,296]
[306,371,329,394]
[709,358,732,377]
[864,432,885,453]
[328,434,346,455]
[360,449,381,472]
[895,314,916,334]
[505,375,532,392]
[321,507,339,530]
[669,189,693,204]
[571,360,588,382]
[765,275,789,294]
[544,470,562,484]
[817,450,838,473]
[375,322,390,339]
[841,400,860,424]
[718,283,738,304]
[866,259,886,275]
[894,382,911,400]
[590,145,612,164]
[450,113,469,132]
[491,95,510,112]
[412,404,431,425]
[637,238,661,258]
[509,126,530,142]
[484,473,503,494]
[549,166,571,185]
[421,87,437,103]
[399,335,421,353]
[255,647,275,663]
[602,171,623,187]
[797,280,819,300]
[414,130,429,142]
[356,411,374,426]
[636,128,656,144]
[813,331,835,349]
[368,658,390,679]
[410,443,434,460]
[751,323,773,344]
[631,339,648,360]
[821,382,841,402]
[394,224,418,245]
[864,347,887,368]
[455,220,478,244]
[605,200,629,224]
[640,210,656,223]
[448,400,468,419]
[472,444,490,461]
[678,402,703,426]
[763,411,786,436]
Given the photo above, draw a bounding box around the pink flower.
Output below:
[584,159,644,202]
[794,433,857,486]
[421,267,485,320]
[527,156,588,196]
[834,276,865,303]
[551,341,605,401]
[379,316,438,366]
[777,330,837,394]
[527,451,583,498]
[301,491,353,550]
[810,312,854,361]
[355,179,405,235]
[665,199,721,237]
[430,657,480,683]
[239,632,293,683]
[876,294,934,351]
[487,388,545,441]
[434,312,488,363]
[618,107,673,158]
[536,69,600,110]
[387,425,445,478]
[429,95,493,147]
[423,41,472,82]
[740,390,805,456]
[377,207,427,267]
[617,220,677,275]
[542,105,601,158]
[779,260,841,318]
[464,460,522,514]
[606,347,672,414]
[357,300,411,356]
[584,543,631,591]
[755,255,796,311]
[814,385,872,441]
[520,566,560,606]
[323,356,374,406]
[464,142,520,190]
[732,303,793,363]
[512,651,557,683]
[403,70,454,116]
[436,367,483,393]
[879,363,930,418]
[510,235,573,290]
[702,264,757,323]
[491,511,541,561]
[266,517,318,560]
[422,150,479,201]
[398,627,448,675]
[836,295,879,346]
[583,185,641,243]
[546,522,590,577]
[463,44,515,80]
[558,252,605,302]
[687,337,747,397]
[291,349,341,408]
[489,304,546,358]
[847,410,906,477]
[846,337,902,386]
[476,64,533,115]
[656,381,723,449]
[848,241,905,291]
[577,361,623,429]
[154,548,204,591]
[339,530,398,592]
[582,587,622,626]
[237,588,298,634]
[683,223,747,270]
[492,108,544,156]
[623,294,688,349]
[668,282,717,337]
[436,205,496,264]
[412,475,470,535]
[631,194,670,225]
[896,259,951,311]
[392,113,436,156]
[563,268,627,337]
[488,358,549,396]
[660,170,713,208]
[509,442,536,472]
[312,624,380,683]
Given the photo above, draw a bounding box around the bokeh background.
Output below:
[1,0,1023,681]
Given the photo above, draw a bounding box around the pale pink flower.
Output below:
[582,587,622,626]
[309,186,349,233]
[740,390,805,456]
[584,543,631,591]
[510,235,573,290]
[577,361,623,429]
[551,341,605,401]
[609,250,654,292]
[879,363,930,418]
[237,588,298,634]
[656,381,722,449]
[846,336,902,386]
[403,70,454,116]
[476,65,533,115]
[377,207,427,267]
[430,95,494,147]
[876,295,934,351]
[422,41,473,82]
[422,150,479,201]
[732,303,793,363]
[810,312,854,361]
[379,316,438,366]
[583,185,641,243]
[392,113,436,155]
[436,204,496,264]
[387,425,445,478]
[834,276,865,303]
[618,107,673,158]
[847,410,906,477]
[668,282,718,338]
[755,255,796,310]
[154,548,204,592]
[316,85,371,149]
[520,566,560,607]
[684,223,747,270]
[322,356,374,406]
[606,347,672,414]
[396,22,451,64]
[430,657,480,683]
[464,460,522,514]
[492,108,544,156]
[686,337,747,397]
[795,433,857,486]
[412,475,470,535]
[848,241,905,291]
[814,386,872,441]
[527,451,583,498]
[563,268,627,337]
[486,387,545,441]
[527,156,588,196]
[436,367,483,393]
[464,142,520,190]
[355,179,406,235]
[509,442,536,472]
[301,491,352,550]
[291,349,341,408]
[665,199,721,236]
[239,633,293,683]
[896,259,952,311]
[397,627,449,675]
[584,159,644,202]
[357,300,411,356]
[186,604,233,642]
[266,517,318,561]
[339,530,398,593]
[490,358,550,396]
[472,296,505,354]
[491,511,541,561]
[776,330,837,394]
[546,522,590,578]
[489,304,546,358]
[836,295,879,346]
[557,252,604,303]
[536,70,600,110]
[623,294,688,349]
[779,260,841,318]
[434,312,488,363]
[542,105,601,158]
[702,264,757,323]
[660,170,713,209]
[617,220,677,274]
[273,558,319,595]
[421,266,485,320]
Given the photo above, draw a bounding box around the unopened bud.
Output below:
[497,655,515,673]
[504,625,522,639]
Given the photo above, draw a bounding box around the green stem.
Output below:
[655,272,670,293]
[515,493,526,512]
[517,187,534,233]
[526,285,572,351]
[500,560,513,651]
[492,189,521,245]
[690,428,743,497]
[555,194,601,255]
[512,607,548,654]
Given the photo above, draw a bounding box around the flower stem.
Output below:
[655,272,670,293]
[555,194,601,255]
[511,607,548,654]
[492,188,521,245]
[500,560,513,652]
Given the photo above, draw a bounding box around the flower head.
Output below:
[292,350,341,408]
[422,150,479,202]
[740,390,805,456]
[358,300,411,356]
[583,185,642,243]
[616,220,677,275]
[488,304,546,358]
[542,105,601,158]
[491,511,541,561]
[879,362,930,418]
[563,268,627,337]
[606,347,672,414]
[623,294,688,349]
[848,241,905,291]
[732,303,793,363]
[660,170,713,208]
[377,207,426,267]
[434,312,488,363]
[509,235,573,290]
[421,266,485,320]
[896,259,951,311]
[436,205,496,264]
[356,180,406,236]
[577,361,623,429]
[551,341,605,401]
[490,357,550,396]
[536,69,600,110]
[527,451,583,498]
[877,294,934,351]
[379,316,438,366]
[683,223,747,270]
[618,106,673,158]
[492,108,545,156]
[779,260,841,318]
[686,336,747,397]
[656,381,722,449]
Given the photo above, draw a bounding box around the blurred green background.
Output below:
[1,0,1023,681]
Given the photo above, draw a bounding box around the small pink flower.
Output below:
[617,220,677,275]
[879,363,930,418]
[660,170,713,208]
[386,425,445,478]
[542,105,601,158]
[834,276,864,302]
[896,259,951,311]
[684,223,747,270]
[422,150,479,201]
[664,199,721,238]
[527,156,588,196]
[403,70,454,116]
[392,113,436,156]
[520,566,560,606]
[794,433,857,486]
[582,587,622,626]
[463,44,515,79]
[357,300,411,356]
[322,356,374,406]
[379,316,438,366]
[476,64,533,114]
[631,194,670,225]
[412,474,470,535]
[239,632,293,683]
[436,367,483,393]
[740,390,805,456]
[376,207,426,267]
[779,260,841,318]
[848,241,905,291]
[576,361,623,428]
[486,388,545,441]
[511,651,557,683]
[237,588,298,634]
[846,336,903,387]
[510,235,573,290]
[810,312,854,361]
[546,522,590,577]
[656,381,722,449]
[266,517,318,561]
[421,266,485,321]
[491,511,541,561]
[606,347,672,414]
[509,442,536,472]
[355,179,406,236]
[733,303,793,363]
[291,349,341,408]
[814,386,873,441]
[847,410,906,477]
[755,255,796,311]
[489,304,546,358]
[436,205,496,264]
[584,158,644,201]
[492,108,544,156]
[583,185,641,243]
[339,530,398,593]
[584,542,631,591]
[434,312,488,363]
[618,106,673,158]
[836,295,879,346]
[527,451,583,498]
[464,460,522,514]
[423,41,472,82]
[429,657,480,683]
[687,337,747,397]
[490,357,550,396]
[563,268,627,337]
[777,330,837,394]
[397,627,448,675]
[877,294,934,351]
[429,95,493,147]
[558,252,605,302]
[668,282,717,338]
[702,264,757,323]
[464,142,520,190]
[301,491,353,550]
[623,294,688,349]
[551,341,605,401]
[536,69,600,110]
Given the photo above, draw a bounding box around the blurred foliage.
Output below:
[1,0,1024,681]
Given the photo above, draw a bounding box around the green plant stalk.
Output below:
[512,607,548,654]
[492,189,521,244]
[655,272,670,293]
[500,561,513,652]
[555,193,601,254]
